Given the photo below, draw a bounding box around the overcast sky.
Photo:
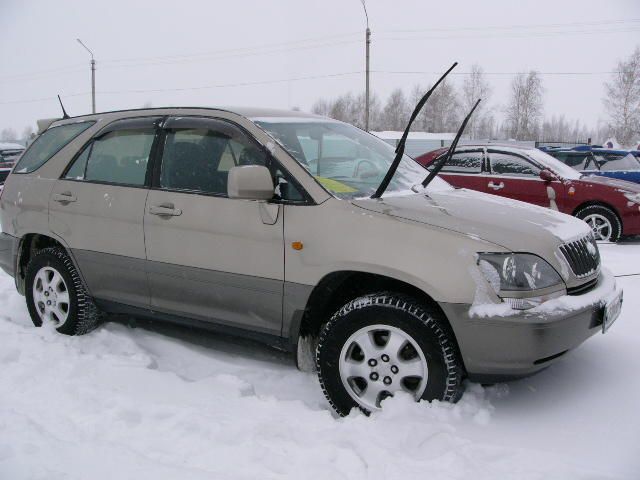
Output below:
[1,0,639,136]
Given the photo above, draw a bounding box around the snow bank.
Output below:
[1,249,639,478]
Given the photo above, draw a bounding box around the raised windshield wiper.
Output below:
[371,62,458,199]
[420,98,481,190]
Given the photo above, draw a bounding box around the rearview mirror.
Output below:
[539,169,558,182]
[228,165,274,200]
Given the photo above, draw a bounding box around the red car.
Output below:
[415,145,640,241]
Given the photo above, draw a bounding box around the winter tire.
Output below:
[25,247,102,335]
[575,205,621,242]
[316,293,464,416]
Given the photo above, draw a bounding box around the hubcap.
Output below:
[584,213,613,241]
[32,266,70,326]
[339,324,429,411]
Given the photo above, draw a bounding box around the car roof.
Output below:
[49,106,323,126]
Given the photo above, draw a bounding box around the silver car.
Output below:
[0,107,623,415]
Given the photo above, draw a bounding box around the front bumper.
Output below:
[440,270,621,382]
[0,232,18,277]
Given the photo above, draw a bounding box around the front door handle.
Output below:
[52,192,77,203]
[149,204,182,217]
[488,181,505,191]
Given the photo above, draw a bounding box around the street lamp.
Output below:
[76,38,96,113]
[360,0,371,132]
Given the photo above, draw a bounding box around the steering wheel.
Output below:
[353,159,380,179]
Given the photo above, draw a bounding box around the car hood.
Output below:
[352,188,591,251]
[575,173,640,192]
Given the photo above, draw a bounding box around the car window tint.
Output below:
[439,151,483,174]
[160,124,304,201]
[81,130,154,185]
[14,121,93,174]
[490,152,540,177]
[160,127,269,195]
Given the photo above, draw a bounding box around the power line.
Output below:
[0,71,364,106]
[379,18,640,34]
[372,70,622,76]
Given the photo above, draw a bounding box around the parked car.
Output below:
[0,142,25,168]
[416,145,640,242]
[541,146,640,184]
[0,108,622,415]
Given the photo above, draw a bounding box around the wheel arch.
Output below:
[572,200,622,222]
[292,270,461,357]
[15,233,85,295]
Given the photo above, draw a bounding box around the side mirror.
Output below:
[227,165,274,200]
[539,169,558,182]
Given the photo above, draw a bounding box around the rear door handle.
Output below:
[149,204,182,217]
[488,181,505,191]
[52,192,77,203]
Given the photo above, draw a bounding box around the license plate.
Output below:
[603,290,623,333]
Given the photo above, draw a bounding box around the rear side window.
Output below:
[438,151,483,174]
[65,129,154,186]
[14,121,94,174]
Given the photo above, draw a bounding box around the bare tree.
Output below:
[381,88,409,131]
[0,128,18,142]
[603,46,640,147]
[462,65,492,139]
[21,125,35,141]
[505,71,544,140]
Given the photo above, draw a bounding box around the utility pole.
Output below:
[360,1,370,132]
[76,39,96,113]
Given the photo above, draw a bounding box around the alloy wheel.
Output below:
[32,266,70,326]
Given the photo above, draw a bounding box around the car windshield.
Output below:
[595,153,640,171]
[527,148,582,180]
[253,117,452,199]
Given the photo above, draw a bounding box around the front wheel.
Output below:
[575,205,622,242]
[25,247,102,335]
[316,293,464,416]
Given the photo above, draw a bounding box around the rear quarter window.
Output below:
[13,121,94,174]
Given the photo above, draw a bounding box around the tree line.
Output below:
[312,47,640,147]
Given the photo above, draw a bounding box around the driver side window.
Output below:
[489,151,540,177]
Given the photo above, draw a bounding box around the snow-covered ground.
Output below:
[1,244,638,479]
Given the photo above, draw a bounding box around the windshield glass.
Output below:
[253,118,451,199]
[595,153,640,171]
[527,148,582,180]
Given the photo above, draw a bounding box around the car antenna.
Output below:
[57,95,70,119]
[421,98,481,190]
[371,62,458,199]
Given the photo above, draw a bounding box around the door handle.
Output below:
[52,192,77,203]
[488,181,505,191]
[149,204,182,217]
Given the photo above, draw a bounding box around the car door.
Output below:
[434,149,489,192]
[49,117,161,308]
[143,116,285,335]
[485,149,564,210]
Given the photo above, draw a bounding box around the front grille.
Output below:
[559,236,600,278]
[567,277,598,295]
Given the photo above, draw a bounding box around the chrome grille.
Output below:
[559,236,600,278]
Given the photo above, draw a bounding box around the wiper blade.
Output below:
[421,98,481,189]
[371,62,458,199]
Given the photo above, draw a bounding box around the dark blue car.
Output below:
[540,146,640,184]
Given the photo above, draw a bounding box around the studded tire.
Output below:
[25,247,103,335]
[316,293,464,416]
[575,204,622,242]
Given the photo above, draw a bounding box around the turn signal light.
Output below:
[292,241,303,251]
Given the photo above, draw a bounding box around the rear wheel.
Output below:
[25,247,102,335]
[316,293,463,416]
[575,205,621,242]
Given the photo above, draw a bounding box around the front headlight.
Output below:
[477,253,565,309]
[623,191,640,205]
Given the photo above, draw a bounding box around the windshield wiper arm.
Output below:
[421,98,481,189]
[371,62,458,199]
